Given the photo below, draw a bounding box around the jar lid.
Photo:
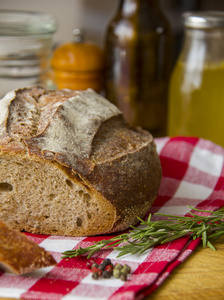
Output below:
[183,11,224,29]
[0,10,57,36]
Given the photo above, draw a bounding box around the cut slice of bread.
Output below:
[0,220,56,275]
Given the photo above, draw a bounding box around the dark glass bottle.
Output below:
[104,0,172,136]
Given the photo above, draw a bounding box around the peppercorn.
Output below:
[91,266,102,277]
[121,265,131,275]
[99,258,112,270]
[98,263,105,271]
[113,268,121,278]
[102,270,112,278]
[120,273,127,281]
[105,264,114,273]
[92,272,99,280]
[114,263,122,270]
[91,266,98,273]
[91,263,99,269]
[102,258,111,266]
[123,264,131,274]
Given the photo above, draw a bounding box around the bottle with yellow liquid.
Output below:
[168,11,224,147]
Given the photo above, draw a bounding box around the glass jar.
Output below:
[0,10,57,98]
[168,11,224,147]
[104,0,172,137]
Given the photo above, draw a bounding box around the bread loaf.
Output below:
[0,87,162,236]
[0,220,56,275]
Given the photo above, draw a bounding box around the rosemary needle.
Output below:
[62,206,224,259]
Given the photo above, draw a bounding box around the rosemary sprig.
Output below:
[62,206,224,259]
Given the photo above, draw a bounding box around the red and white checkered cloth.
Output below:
[0,136,224,300]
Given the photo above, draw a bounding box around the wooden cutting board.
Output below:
[1,236,224,300]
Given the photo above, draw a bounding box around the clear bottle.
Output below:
[168,11,224,147]
[104,0,172,137]
[0,10,57,98]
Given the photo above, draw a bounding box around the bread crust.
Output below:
[0,220,56,275]
[0,87,162,235]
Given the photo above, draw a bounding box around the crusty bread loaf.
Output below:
[0,87,162,236]
[0,219,56,275]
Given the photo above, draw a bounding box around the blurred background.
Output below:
[1,0,224,145]
[1,0,224,60]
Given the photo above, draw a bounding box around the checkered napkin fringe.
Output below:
[0,137,223,300]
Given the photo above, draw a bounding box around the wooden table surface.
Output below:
[1,236,224,300]
[148,235,224,300]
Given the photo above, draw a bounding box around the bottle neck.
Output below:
[118,0,160,17]
[179,27,224,65]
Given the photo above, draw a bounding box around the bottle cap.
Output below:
[183,11,224,29]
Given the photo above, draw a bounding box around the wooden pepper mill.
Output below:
[51,29,104,92]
